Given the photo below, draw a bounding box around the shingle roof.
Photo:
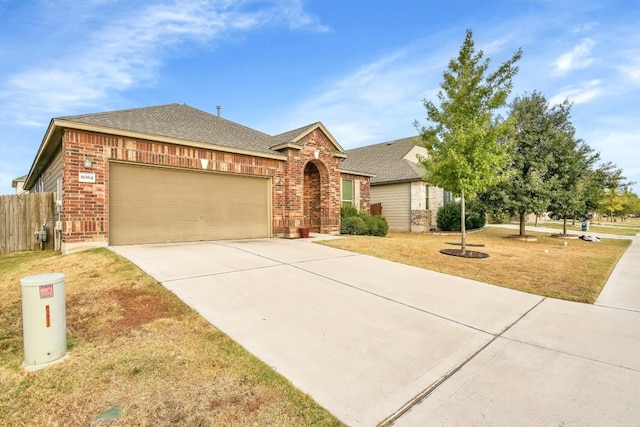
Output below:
[57,103,281,156]
[342,136,426,184]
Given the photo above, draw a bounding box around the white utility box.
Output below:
[20,273,67,370]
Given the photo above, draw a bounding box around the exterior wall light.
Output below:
[84,156,92,168]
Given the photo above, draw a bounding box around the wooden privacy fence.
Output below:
[370,202,382,216]
[0,192,56,255]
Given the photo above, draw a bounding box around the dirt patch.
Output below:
[67,287,176,340]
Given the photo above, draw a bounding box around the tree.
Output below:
[479,92,561,237]
[599,170,636,221]
[545,118,600,235]
[415,29,522,252]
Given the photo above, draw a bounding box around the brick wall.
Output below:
[340,172,371,214]
[61,127,350,245]
[62,130,285,245]
[279,128,342,237]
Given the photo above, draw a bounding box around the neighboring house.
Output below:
[11,175,28,194]
[24,103,371,253]
[341,136,451,232]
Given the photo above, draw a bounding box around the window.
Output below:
[425,185,430,210]
[341,178,353,208]
[444,190,453,204]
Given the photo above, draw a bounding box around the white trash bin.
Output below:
[20,273,67,371]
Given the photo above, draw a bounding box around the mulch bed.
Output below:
[439,248,489,258]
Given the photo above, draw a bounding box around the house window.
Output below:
[444,190,453,204]
[425,185,430,210]
[342,178,353,208]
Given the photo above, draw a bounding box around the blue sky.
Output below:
[1,0,639,196]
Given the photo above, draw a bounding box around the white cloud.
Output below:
[552,38,596,75]
[620,61,640,85]
[277,48,445,147]
[549,79,603,105]
[0,0,325,126]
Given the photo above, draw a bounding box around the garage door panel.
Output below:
[110,163,270,245]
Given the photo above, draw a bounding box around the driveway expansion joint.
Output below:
[378,297,548,426]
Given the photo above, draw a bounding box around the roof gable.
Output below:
[342,136,426,184]
[271,122,346,155]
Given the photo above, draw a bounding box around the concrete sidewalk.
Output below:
[112,233,640,426]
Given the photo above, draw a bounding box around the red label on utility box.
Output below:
[39,284,54,299]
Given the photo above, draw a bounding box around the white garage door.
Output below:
[109,163,271,245]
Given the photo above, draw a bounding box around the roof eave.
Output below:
[270,142,303,151]
[24,119,62,190]
[371,178,423,185]
[340,169,375,177]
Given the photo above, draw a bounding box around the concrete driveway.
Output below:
[112,236,640,426]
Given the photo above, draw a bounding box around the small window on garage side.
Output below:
[342,178,353,208]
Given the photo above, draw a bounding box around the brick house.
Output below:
[24,104,371,253]
[341,136,451,232]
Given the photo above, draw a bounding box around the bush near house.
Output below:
[340,206,389,237]
[437,201,486,231]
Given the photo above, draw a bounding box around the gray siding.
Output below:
[371,182,410,231]
[43,147,63,193]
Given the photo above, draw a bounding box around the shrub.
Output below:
[339,205,389,236]
[341,216,369,235]
[466,200,487,230]
[437,201,486,231]
[341,205,359,218]
[437,202,462,231]
[362,215,389,237]
[487,212,509,224]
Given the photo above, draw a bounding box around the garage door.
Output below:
[109,163,271,245]
[371,182,410,231]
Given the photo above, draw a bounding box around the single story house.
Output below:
[341,136,451,232]
[24,103,372,253]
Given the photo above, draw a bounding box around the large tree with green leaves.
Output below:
[545,122,600,235]
[479,92,579,236]
[415,29,522,251]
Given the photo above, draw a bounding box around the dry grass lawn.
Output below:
[319,227,631,303]
[0,249,341,426]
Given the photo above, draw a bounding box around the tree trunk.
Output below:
[460,190,466,252]
[562,217,568,235]
[519,212,526,236]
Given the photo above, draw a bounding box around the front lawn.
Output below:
[318,227,631,303]
[533,220,639,236]
[0,249,341,426]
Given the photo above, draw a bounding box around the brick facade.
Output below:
[58,126,346,249]
[340,172,371,214]
[278,128,342,237]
